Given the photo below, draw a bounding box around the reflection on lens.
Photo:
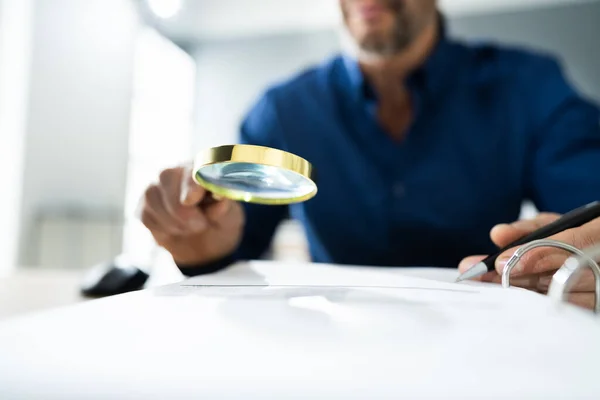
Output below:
[197,162,316,200]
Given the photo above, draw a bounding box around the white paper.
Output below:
[1,261,599,399]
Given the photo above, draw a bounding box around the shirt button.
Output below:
[393,182,406,198]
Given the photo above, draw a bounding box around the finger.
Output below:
[481,270,598,293]
[140,208,160,231]
[537,268,597,293]
[496,218,600,277]
[144,185,186,236]
[204,199,234,223]
[490,213,561,248]
[140,210,169,243]
[495,247,572,278]
[567,293,596,311]
[180,165,206,206]
[159,169,187,223]
[478,273,543,290]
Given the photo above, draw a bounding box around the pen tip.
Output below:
[455,262,488,283]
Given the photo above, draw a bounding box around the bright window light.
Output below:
[123,27,195,267]
[147,0,182,19]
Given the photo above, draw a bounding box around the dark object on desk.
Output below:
[456,201,600,282]
[80,261,149,298]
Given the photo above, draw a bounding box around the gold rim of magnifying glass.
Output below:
[193,144,317,205]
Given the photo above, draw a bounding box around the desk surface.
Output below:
[0,262,185,321]
[0,265,457,322]
[1,261,599,399]
[0,269,87,321]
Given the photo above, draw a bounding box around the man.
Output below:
[141,0,600,308]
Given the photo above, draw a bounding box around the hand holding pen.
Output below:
[458,201,600,310]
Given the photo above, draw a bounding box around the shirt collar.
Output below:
[342,15,456,104]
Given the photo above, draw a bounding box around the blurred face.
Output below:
[340,0,438,56]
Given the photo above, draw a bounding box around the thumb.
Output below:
[180,166,205,206]
[490,212,561,248]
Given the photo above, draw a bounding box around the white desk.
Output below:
[0,269,87,321]
[1,261,599,399]
[0,262,186,321]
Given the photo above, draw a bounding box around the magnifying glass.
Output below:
[193,144,317,205]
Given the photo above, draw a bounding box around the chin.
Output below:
[355,31,394,54]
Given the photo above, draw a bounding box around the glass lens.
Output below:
[197,162,316,200]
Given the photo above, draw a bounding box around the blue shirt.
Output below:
[186,34,600,274]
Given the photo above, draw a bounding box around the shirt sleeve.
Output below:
[177,91,288,277]
[524,57,600,214]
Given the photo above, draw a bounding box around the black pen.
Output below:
[456,201,600,282]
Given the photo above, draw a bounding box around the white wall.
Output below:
[17,0,140,267]
[153,0,597,43]
[193,31,341,151]
[449,1,600,103]
[0,0,33,274]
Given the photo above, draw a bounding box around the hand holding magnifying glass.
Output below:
[140,145,317,268]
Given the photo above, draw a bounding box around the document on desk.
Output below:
[152,260,589,329]
[1,260,600,399]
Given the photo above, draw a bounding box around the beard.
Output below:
[360,11,412,56]
[345,0,422,57]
